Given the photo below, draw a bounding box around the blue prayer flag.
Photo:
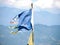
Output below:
[13,9,32,31]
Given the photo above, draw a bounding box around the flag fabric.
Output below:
[27,31,34,45]
[13,9,32,31]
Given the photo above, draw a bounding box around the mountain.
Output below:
[0,24,60,45]
[34,24,60,45]
[0,25,31,45]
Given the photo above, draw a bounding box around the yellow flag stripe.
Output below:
[27,31,34,45]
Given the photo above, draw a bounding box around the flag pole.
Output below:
[31,2,34,45]
[27,3,34,45]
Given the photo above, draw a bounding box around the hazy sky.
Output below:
[0,1,60,45]
[0,0,60,26]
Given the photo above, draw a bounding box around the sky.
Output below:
[0,0,60,26]
[0,0,60,45]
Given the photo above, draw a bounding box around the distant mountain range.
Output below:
[34,24,60,45]
[0,24,60,33]
[0,24,60,45]
[34,24,60,30]
[34,24,60,38]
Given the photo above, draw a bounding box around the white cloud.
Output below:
[0,0,15,5]
[1,0,60,9]
[34,0,53,9]
[0,0,32,8]
[12,0,32,8]
[34,0,60,9]
[54,0,60,8]
[33,0,60,14]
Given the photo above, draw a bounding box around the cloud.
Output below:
[33,0,60,14]
[0,0,32,8]
[54,0,60,8]
[0,0,15,5]
[1,0,60,9]
[0,0,60,15]
[34,0,53,9]
[34,0,60,9]
[12,0,32,8]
